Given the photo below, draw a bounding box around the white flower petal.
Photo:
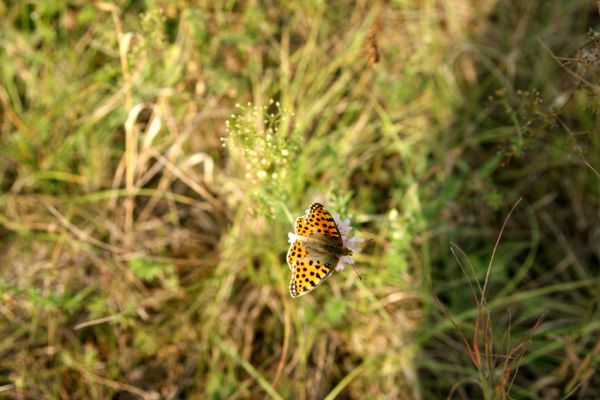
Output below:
[333,214,342,226]
[288,232,298,244]
[346,236,365,252]
[335,255,354,271]
[334,215,352,235]
[342,219,352,233]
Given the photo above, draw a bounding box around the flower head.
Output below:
[332,214,364,271]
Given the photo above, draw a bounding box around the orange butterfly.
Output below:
[286,203,358,297]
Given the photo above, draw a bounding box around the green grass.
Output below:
[1,1,599,399]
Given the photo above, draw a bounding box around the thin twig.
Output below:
[74,315,118,330]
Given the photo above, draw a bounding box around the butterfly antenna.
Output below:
[349,258,362,280]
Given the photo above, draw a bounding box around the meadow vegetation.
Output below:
[0,1,598,399]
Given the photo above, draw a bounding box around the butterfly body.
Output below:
[296,235,351,260]
[286,203,352,298]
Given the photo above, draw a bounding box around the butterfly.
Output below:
[286,202,353,298]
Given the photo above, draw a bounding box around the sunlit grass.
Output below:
[1,1,599,399]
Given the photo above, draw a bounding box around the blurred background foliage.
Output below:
[0,0,598,399]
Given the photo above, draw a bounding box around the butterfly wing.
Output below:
[303,203,343,245]
[294,215,312,236]
[289,257,335,298]
[286,238,308,271]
